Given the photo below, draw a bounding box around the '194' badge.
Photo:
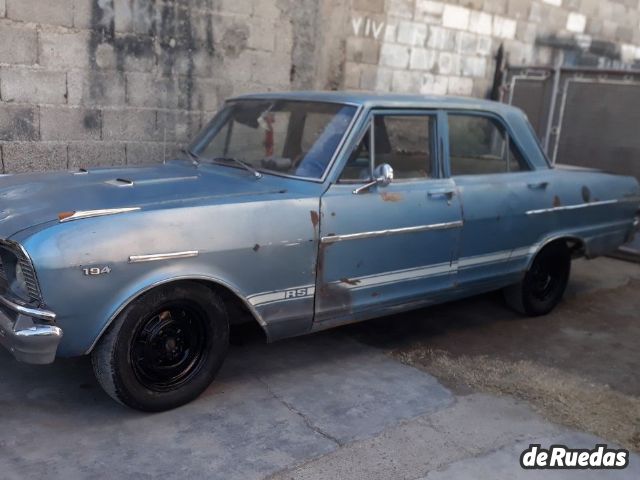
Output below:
[82,266,112,276]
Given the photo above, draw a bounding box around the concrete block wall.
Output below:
[0,0,348,172]
[345,0,640,97]
[0,0,639,172]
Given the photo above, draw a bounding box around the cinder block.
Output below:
[344,63,362,90]
[415,0,444,23]
[250,51,291,87]
[566,12,587,33]
[426,26,456,51]
[359,65,379,90]
[410,48,436,71]
[468,11,493,36]
[442,5,470,30]
[492,16,517,39]
[252,1,281,20]
[515,21,537,43]
[346,37,381,65]
[352,0,385,14]
[0,0,5,17]
[436,52,461,76]
[448,76,474,96]
[387,0,414,19]
[397,21,428,46]
[391,70,422,93]
[67,71,126,106]
[420,74,448,95]
[126,142,172,165]
[102,109,157,141]
[0,25,37,65]
[40,107,102,141]
[380,43,410,69]
[0,106,38,141]
[455,32,478,54]
[194,79,223,111]
[39,31,91,69]
[247,17,276,52]
[216,0,252,15]
[68,143,126,168]
[506,0,530,20]
[157,111,202,143]
[0,68,67,104]
[72,0,92,28]
[6,0,73,26]
[126,73,182,110]
[541,0,561,5]
[374,68,393,92]
[476,36,494,56]
[2,143,67,173]
[461,56,486,77]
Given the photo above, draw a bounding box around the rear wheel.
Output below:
[92,282,229,411]
[504,242,571,316]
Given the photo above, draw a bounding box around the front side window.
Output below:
[340,114,435,181]
[193,100,357,179]
[448,114,528,175]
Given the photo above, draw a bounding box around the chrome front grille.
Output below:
[0,239,42,305]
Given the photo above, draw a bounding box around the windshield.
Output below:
[191,100,357,179]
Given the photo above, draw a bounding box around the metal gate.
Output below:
[502,66,640,259]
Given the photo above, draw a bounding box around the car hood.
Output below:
[0,161,285,239]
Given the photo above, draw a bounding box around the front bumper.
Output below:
[0,295,61,364]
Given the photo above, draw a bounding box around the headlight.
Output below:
[11,262,29,300]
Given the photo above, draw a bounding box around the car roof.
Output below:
[230,90,520,116]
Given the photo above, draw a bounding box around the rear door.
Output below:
[445,111,545,288]
[315,110,463,327]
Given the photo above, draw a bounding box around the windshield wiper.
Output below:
[208,157,263,179]
[181,148,200,166]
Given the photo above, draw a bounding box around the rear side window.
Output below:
[448,114,528,175]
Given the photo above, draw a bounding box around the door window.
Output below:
[340,114,436,181]
[448,114,528,175]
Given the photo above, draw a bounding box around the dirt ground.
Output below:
[343,257,640,452]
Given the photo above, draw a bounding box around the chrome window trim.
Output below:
[321,220,463,244]
[59,207,141,223]
[128,251,199,263]
[0,294,56,321]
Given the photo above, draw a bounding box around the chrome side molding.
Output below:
[128,251,199,263]
[59,207,141,223]
[321,220,463,244]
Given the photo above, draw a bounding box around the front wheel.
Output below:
[503,242,571,317]
[92,282,229,412]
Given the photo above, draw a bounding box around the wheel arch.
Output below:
[525,234,586,271]
[85,275,269,355]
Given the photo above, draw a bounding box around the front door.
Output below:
[315,110,463,326]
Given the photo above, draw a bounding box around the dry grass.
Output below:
[394,346,640,452]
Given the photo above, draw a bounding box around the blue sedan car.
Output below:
[0,92,638,411]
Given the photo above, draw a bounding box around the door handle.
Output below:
[527,181,549,190]
[428,189,455,200]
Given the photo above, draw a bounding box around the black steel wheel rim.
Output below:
[130,303,208,392]
[529,254,561,301]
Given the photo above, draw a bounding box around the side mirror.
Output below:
[352,163,394,195]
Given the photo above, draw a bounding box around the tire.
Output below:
[503,242,571,317]
[92,282,229,412]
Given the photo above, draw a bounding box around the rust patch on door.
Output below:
[581,186,591,203]
[253,243,260,252]
[380,192,403,202]
[310,210,320,228]
[340,277,361,286]
[553,195,562,207]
